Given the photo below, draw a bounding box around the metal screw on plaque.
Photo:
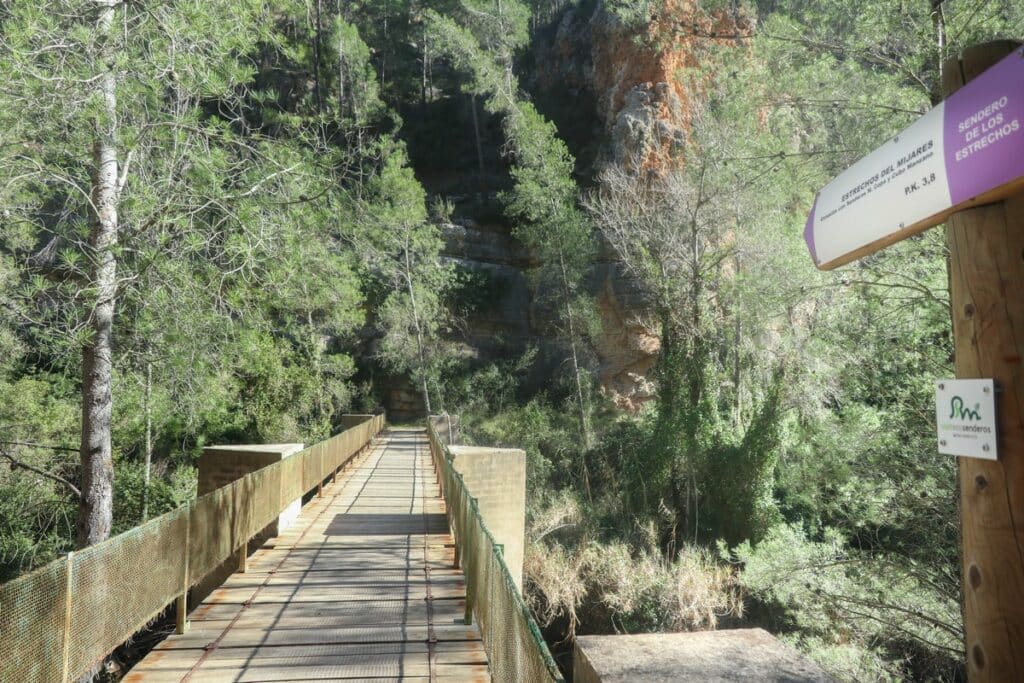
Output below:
[939,383,945,390]
[983,386,991,394]
[940,440,947,446]
[983,444,991,452]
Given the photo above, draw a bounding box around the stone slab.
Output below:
[573,629,835,683]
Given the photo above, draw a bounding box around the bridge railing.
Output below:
[426,420,564,683]
[0,414,385,683]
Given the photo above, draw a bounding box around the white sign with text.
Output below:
[935,379,998,460]
[805,49,1024,270]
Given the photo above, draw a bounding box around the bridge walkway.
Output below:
[127,428,488,682]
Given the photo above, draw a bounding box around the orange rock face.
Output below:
[539,0,749,174]
[535,0,750,409]
[595,0,750,173]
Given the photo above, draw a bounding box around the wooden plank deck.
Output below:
[126,428,488,682]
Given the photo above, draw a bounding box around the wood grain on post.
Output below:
[60,551,73,683]
[943,40,1024,682]
[176,510,190,634]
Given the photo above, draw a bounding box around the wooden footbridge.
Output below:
[0,417,563,683]
[128,429,488,681]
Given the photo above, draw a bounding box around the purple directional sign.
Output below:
[805,48,1024,270]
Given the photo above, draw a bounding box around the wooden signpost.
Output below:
[806,42,1024,682]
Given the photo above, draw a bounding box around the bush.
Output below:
[112,460,197,534]
[733,523,963,681]
[524,492,742,637]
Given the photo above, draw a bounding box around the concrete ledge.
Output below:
[199,443,306,532]
[573,629,835,683]
[448,445,525,591]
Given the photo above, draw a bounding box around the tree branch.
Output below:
[117,148,134,200]
[0,450,81,498]
[0,440,79,452]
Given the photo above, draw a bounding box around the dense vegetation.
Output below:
[0,0,1021,680]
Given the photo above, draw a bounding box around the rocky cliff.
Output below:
[434,196,659,412]
[385,0,746,415]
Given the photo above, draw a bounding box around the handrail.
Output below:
[426,419,564,683]
[0,413,385,683]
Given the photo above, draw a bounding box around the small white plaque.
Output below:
[935,379,997,460]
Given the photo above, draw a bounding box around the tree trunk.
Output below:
[142,360,151,521]
[307,302,326,421]
[470,95,485,186]
[931,0,946,88]
[338,28,346,117]
[403,250,432,415]
[420,22,428,113]
[733,255,742,429]
[77,0,119,551]
[313,0,325,114]
[558,252,591,498]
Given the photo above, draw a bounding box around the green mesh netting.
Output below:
[0,415,384,683]
[427,423,563,683]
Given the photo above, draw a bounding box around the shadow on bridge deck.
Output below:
[125,428,489,682]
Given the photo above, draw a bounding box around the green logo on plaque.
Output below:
[950,396,981,421]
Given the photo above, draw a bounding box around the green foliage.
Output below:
[352,139,455,412]
[0,0,428,568]
[734,523,963,680]
[112,462,197,535]
[462,396,576,496]
[0,374,80,578]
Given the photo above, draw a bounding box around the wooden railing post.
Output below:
[942,42,1024,682]
[60,551,73,683]
[176,509,191,634]
[464,586,474,626]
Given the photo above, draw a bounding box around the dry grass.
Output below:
[524,495,742,638]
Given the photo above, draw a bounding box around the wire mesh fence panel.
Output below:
[66,507,188,679]
[325,436,337,472]
[339,428,350,465]
[0,420,386,683]
[229,470,258,545]
[280,449,304,506]
[474,515,495,644]
[426,420,564,683]
[0,556,68,683]
[486,550,505,679]
[489,544,556,683]
[189,484,236,584]
[241,462,281,539]
[301,443,319,493]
